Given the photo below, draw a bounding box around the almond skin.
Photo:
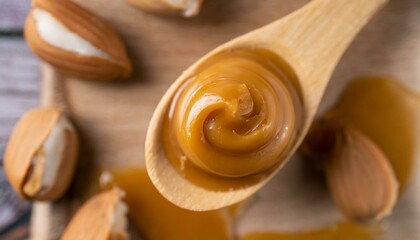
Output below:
[127,0,203,18]
[25,0,132,81]
[325,124,399,222]
[4,108,79,201]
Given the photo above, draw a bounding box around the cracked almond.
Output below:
[61,189,129,240]
[4,108,79,201]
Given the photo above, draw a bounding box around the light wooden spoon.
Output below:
[146,0,388,211]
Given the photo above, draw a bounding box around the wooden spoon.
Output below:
[146,0,388,211]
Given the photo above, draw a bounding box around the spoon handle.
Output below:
[258,0,388,115]
[274,0,387,72]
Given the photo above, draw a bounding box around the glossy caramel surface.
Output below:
[163,49,303,186]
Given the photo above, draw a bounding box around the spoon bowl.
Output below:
[146,0,388,211]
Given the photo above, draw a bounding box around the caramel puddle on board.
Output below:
[241,222,378,240]
[326,77,420,192]
[101,168,233,240]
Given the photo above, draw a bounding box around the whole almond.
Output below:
[326,124,398,222]
[25,0,132,81]
[4,108,79,201]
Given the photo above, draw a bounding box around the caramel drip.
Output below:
[240,222,378,240]
[165,49,302,178]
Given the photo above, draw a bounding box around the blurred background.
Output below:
[0,0,38,239]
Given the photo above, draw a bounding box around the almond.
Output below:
[61,189,129,240]
[127,0,203,18]
[25,0,132,81]
[4,108,79,201]
[326,124,398,222]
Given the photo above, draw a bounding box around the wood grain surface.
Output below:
[31,0,420,239]
[0,38,37,236]
[0,0,31,31]
[0,38,40,155]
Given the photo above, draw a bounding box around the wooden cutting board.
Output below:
[31,0,420,239]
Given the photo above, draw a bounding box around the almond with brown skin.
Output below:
[127,0,203,18]
[326,124,398,222]
[61,189,129,240]
[4,108,79,201]
[25,0,132,81]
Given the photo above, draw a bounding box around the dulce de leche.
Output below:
[163,49,303,180]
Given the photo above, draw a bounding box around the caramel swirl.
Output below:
[165,49,301,178]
